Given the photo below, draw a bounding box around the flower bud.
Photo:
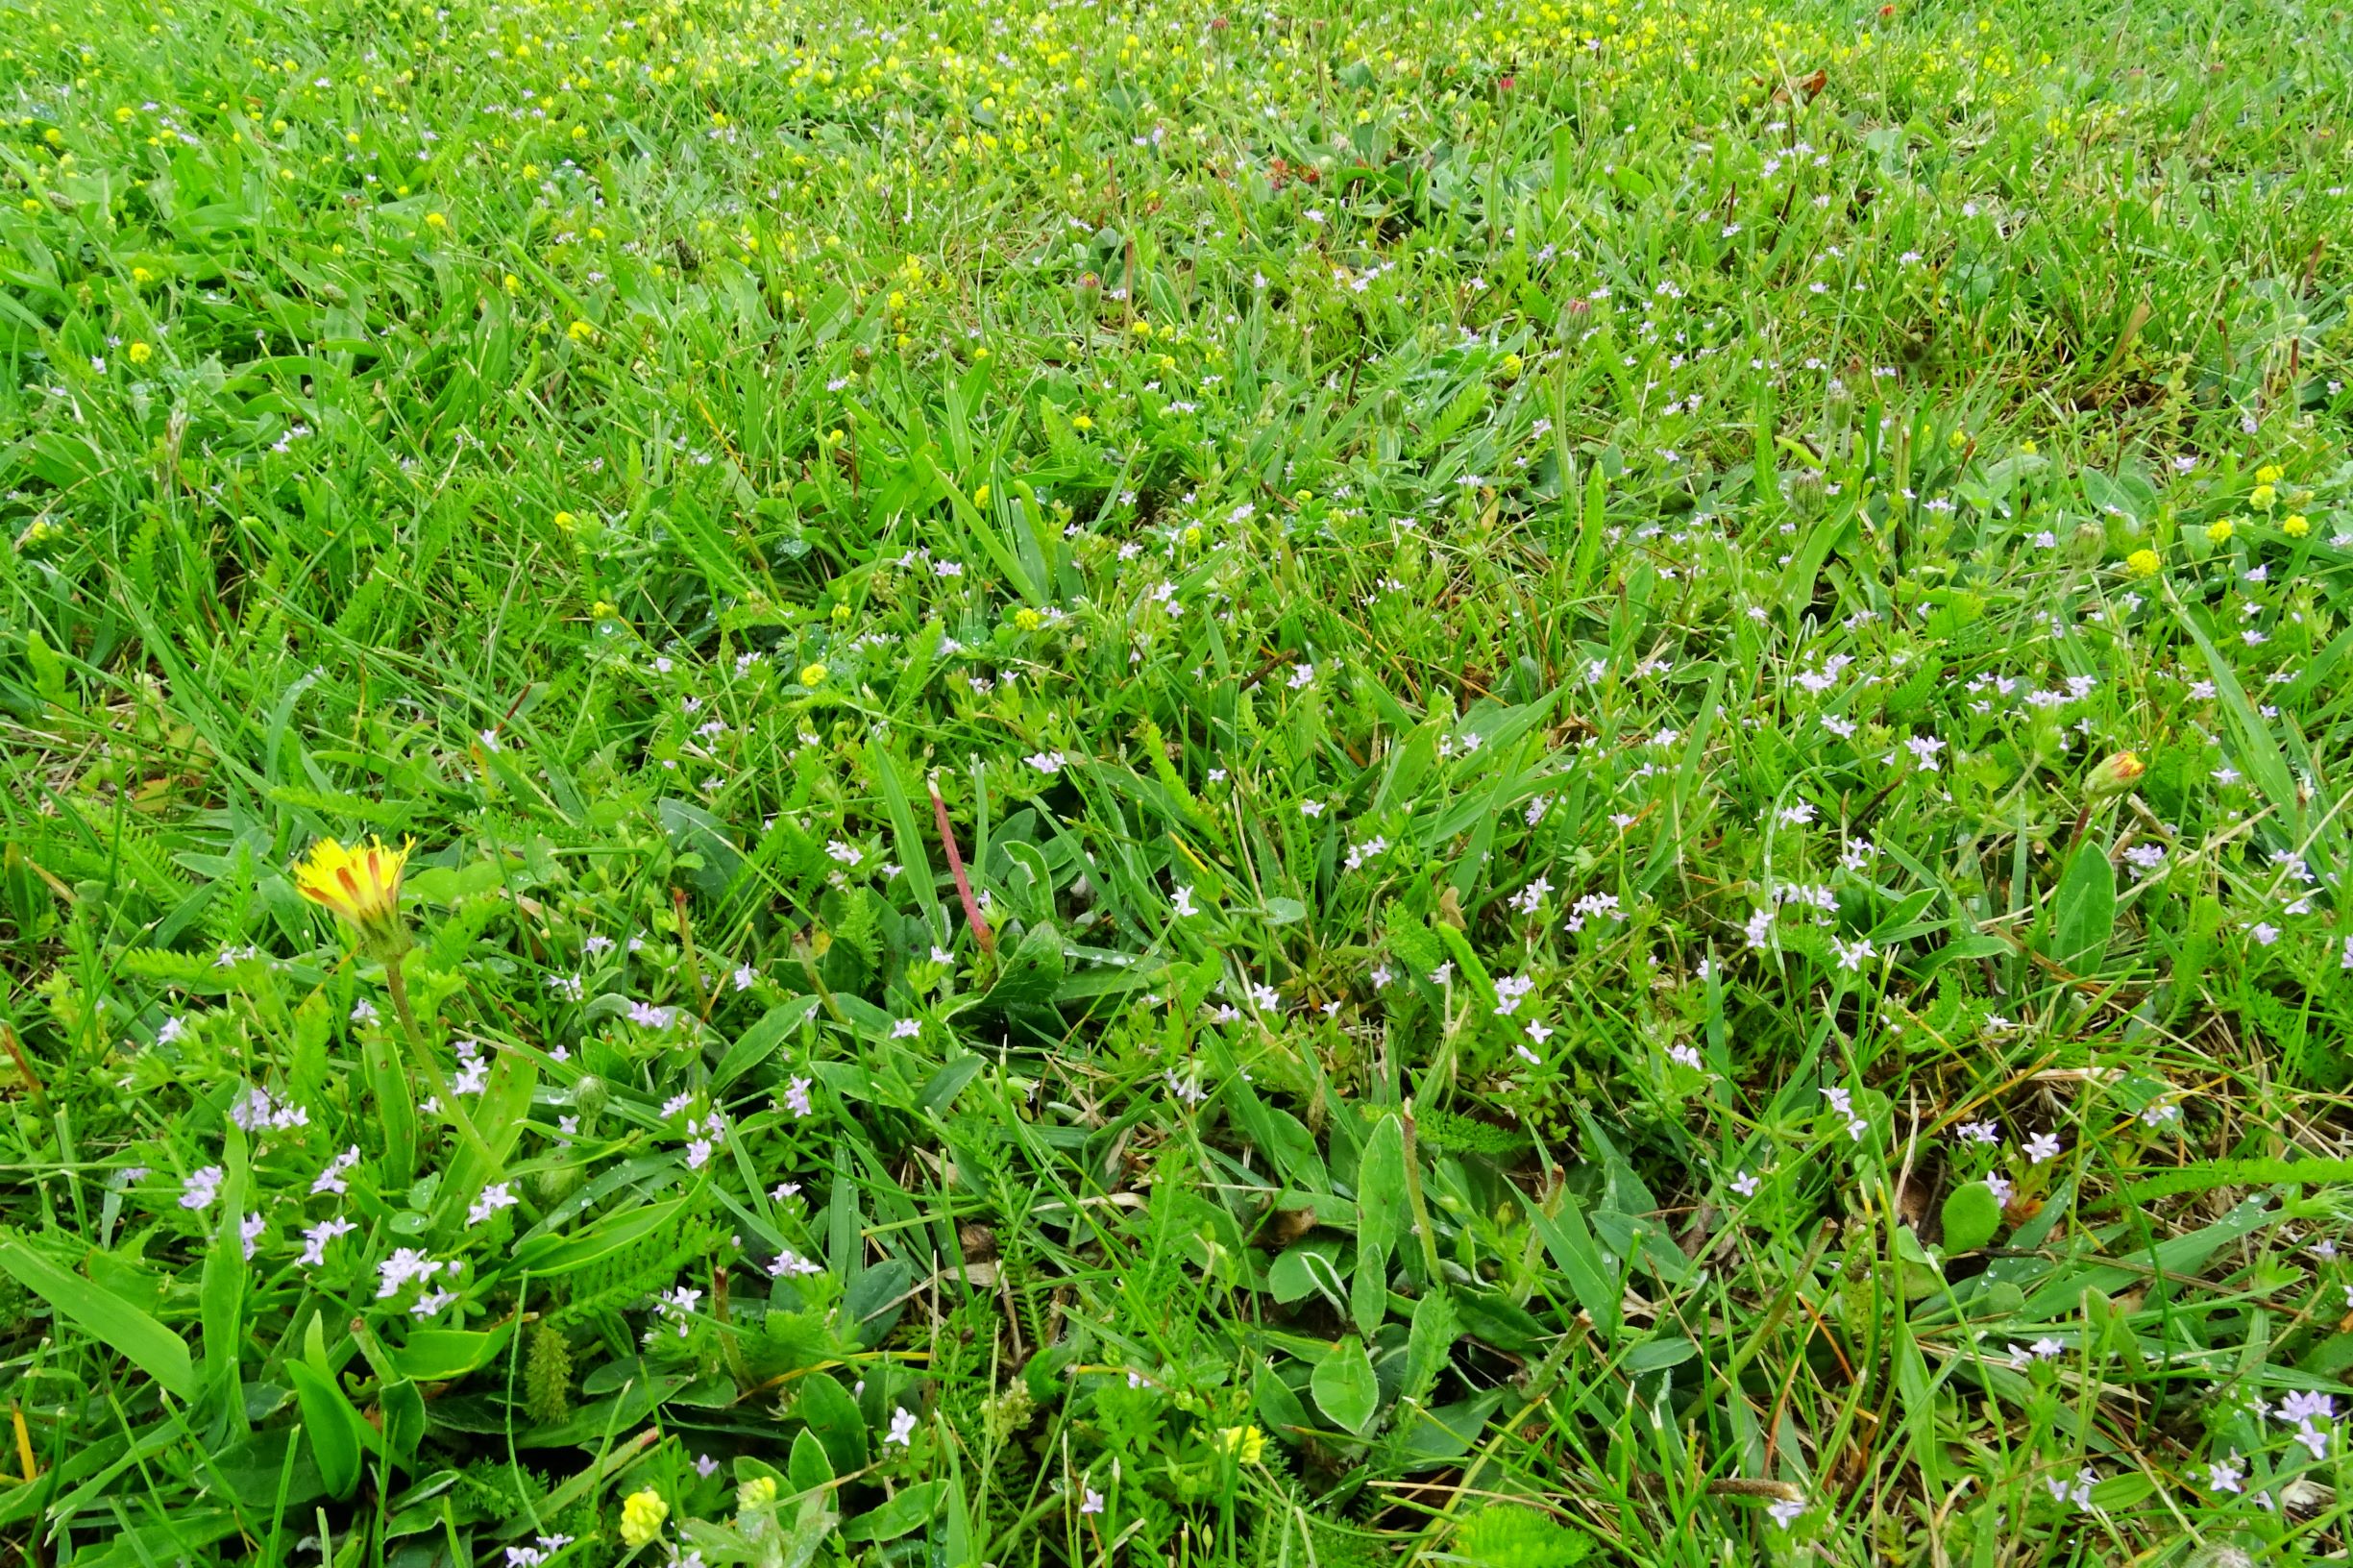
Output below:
[2085,750,2144,800]
[1785,470,1826,516]
[529,1162,585,1205]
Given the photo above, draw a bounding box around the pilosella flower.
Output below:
[295,837,414,958]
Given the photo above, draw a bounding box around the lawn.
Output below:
[2,0,2351,1561]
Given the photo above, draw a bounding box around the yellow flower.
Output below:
[1215,1425,1265,1463]
[972,484,990,506]
[2124,548,2161,577]
[799,662,827,687]
[1015,607,1042,631]
[567,319,595,341]
[2256,463,2283,483]
[736,1476,777,1512]
[2206,518,2235,544]
[1071,414,1092,431]
[128,341,153,364]
[2085,750,2144,800]
[553,510,576,530]
[2283,514,2310,538]
[830,601,852,625]
[590,600,619,619]
[618,1488,668,1548]
[294,837,413,955]
[2248,483,2275,509]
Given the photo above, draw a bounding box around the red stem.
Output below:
[930,784,995,955]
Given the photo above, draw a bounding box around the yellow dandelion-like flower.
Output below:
[295,837,414,955]
[2282,514,2309,538]
[2206,518,2235,544]
[799,662,828,687]
[618,1488,669,1547]
[2124,548,2161,577]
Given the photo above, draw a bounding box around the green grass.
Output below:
[1,0,2351,1560]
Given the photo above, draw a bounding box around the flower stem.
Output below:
[385,956,496,1169]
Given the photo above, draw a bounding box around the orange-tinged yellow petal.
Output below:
[294,836,413,938]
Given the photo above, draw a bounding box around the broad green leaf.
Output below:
[1356,1111,1407,1255]
[285,1360,371,1499]
[0,1238,196,1400]
[1267,1241,1347,1308]
[2047,841,2117,974]
[1351,1238,1389,1337]
[970,920,1066,1015]
[787,1428,834,1492]
[842,1480,944,1543]
[713,995,822,1090]
[1941,1181,2002,1255]
[795,1372,869,1474]
[1401,1288,1459,1407]
[1527,1193,1621,1339]
[1310,1335,1380,1433]
[390,1323,516,1382]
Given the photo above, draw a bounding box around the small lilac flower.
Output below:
[468,1182,518,1227]
[181,1165,224,1212]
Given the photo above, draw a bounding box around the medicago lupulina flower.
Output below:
[295,837,415,956]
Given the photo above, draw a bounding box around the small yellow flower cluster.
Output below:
[619,1488,668,1547]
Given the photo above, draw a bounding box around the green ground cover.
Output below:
[3,0,2352,1561]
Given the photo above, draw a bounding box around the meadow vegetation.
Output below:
[2,0,2352,1561]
